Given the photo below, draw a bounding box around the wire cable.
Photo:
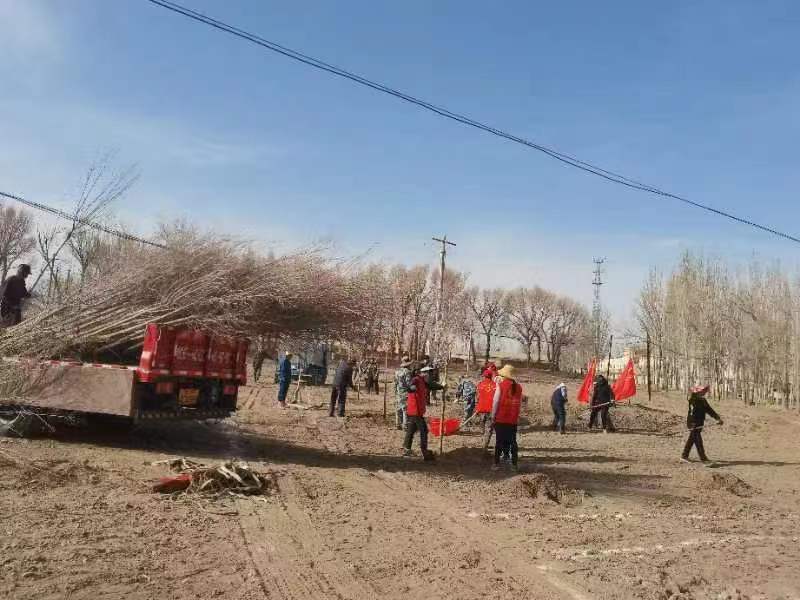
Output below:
[0,190,165,248]
[146,0,800,245]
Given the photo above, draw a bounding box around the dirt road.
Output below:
[2,371,799,599]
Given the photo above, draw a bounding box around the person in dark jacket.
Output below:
[330,358,356,417]
[682,385,723,463]
[419,355,439,404]
[551,382,568,434]
[420,365,445,405]
[1,264,32,326]
[589,375,615,432]
[276,351,293,407]
[365,358,380,394]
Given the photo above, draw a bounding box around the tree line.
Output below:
[1,154,600,370]
[637,251,800,409]
[348,264,599,371]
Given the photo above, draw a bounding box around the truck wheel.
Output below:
[0,409,39,437]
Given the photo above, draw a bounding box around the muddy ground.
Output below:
[1,369,799,600]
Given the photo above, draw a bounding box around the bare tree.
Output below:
[406,266,432,358]
[429,266,467,360]
[386,265,417,358]
[466,287,508,362]
[0,205,35,281]
[36,227,66,302]
[31,152,139,294]
[507,286,555,365]
[633,251,800,407]
[546,296,590,371]
[68,228,107,282]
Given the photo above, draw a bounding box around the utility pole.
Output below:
[592,258,605,359]
[432,235,456,361]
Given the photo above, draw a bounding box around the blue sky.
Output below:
[2,0,800,329]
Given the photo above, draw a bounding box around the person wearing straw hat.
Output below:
[394,356,415,430]
[551,382,568,434]
[681,385,723,463]
[491,364,523,471]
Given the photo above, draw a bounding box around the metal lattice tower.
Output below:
[592,258,605,358]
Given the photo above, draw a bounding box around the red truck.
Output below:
[0,323,249,435]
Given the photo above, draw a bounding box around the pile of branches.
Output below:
[0,225,382,360]
[152,457,273,497]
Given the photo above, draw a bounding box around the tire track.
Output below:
[237,474,376,600]
[340,469,588,600]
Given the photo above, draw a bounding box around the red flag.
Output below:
[577,359,596,404]
[612,358,637,401]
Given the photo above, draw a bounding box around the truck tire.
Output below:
[0,409,39,437]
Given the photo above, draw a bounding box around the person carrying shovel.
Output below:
[681,385,723,464]
[589,374,615,433]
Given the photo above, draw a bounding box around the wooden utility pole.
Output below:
[431,235,456,362]
[646,331,653,403]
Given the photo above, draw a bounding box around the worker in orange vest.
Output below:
[476,366,497,450]
[491,364,523,471]
[402,366,437,461]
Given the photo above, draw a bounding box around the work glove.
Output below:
[717,419,724,426]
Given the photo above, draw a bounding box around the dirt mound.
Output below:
[607,403,684,433]
[707,472,754,497]
[685,470,755,498]
[0,457,102,490]
[499,473,584,506]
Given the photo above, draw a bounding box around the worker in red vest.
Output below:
[476,366,497,450]
[491,364,523,471]
[403,366,437,461]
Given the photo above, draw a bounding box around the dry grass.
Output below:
[0,226,384,360]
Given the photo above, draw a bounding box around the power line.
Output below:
[146,0,800,246]
[0,190,165,248]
